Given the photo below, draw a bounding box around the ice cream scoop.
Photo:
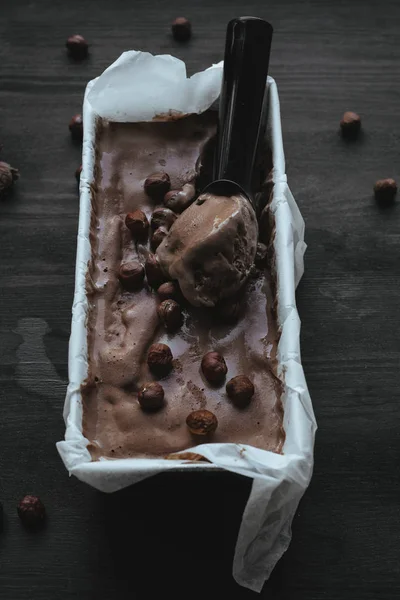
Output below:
[157,17,273,307]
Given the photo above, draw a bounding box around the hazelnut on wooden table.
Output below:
[118,261,145,291]
[340,111,361,138]
[69,114,83,141]
[147,343,173,376]
[171,17,192,42]
[201,351,228,385]
[125,210,149,240]
[0,161,19,198]
[66,34,89,59]
[138,382,165,411]
[157,299,182,332]
[144,172,171,200]
[186,410,218,436]
[17,495,46,528]
[374,178,397,205]
[226,375,255,408]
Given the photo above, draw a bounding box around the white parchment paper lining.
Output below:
[56,51,316,593]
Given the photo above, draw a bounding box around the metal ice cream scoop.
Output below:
[202,16,273,207]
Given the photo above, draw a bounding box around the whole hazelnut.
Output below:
[118,261,145,291]
[340,111,361,138]
[69,114,83,141]
[172,17,192,42]
[138,382,165,411]
[151,207,177,230]
[66,34,89,59]
[157,299,182,332]
[75,165,82,183]
[17,495,46,528]
[186,410,218,436]
[151,226,168,251]
[125,210,149,240]
[201,351,227,385]
[145,254,167,288]
[157,281,182,302]
[147,343,173,376]
[164,183,196,213]
[374,178,397,205]
[144,172,171,200]
[226,375,255,408]
[0,161,19,198]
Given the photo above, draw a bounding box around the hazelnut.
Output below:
[144,254,167,288]
[226,375,255,408]
[164,190,182,211]
[157,281,182,302]
[151,226,168,251]
[118,261,145,291]
[125,210,149,240]
[374,178,397,205]
[69,114,83,141]
[147,343,173,376]
[0,161,19,199]
[144,172,171,200]
[201,351,227,385]
[138,382,165,411]
[186,410,218,436]
[17,495,46,528]
[75,165,82,183]
[66,34,89,59]
[340,111,361,138]
[164,183,196,213]
[151,207,177,230]
[172,17,192,42]
[157,299,182,332]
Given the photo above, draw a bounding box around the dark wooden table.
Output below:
[1,1,399,598]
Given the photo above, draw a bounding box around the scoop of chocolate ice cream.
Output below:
[156,192,258,307]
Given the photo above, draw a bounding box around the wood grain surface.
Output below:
[1,1,400,598]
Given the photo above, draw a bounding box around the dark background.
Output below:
[1,1,400,598]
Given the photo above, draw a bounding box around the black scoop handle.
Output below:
[214,17,273,195]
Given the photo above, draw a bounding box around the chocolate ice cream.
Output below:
[156,192,258,307]
[82,111,284,459]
